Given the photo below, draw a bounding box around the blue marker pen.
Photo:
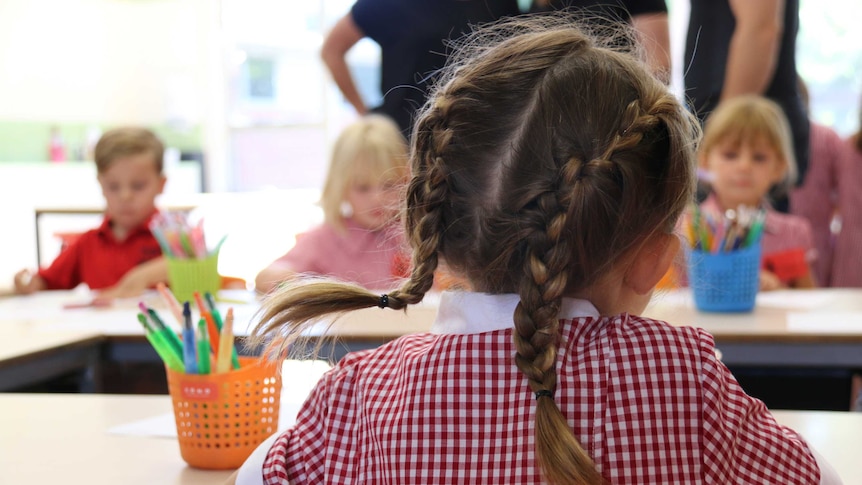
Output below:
[182,301,198,374]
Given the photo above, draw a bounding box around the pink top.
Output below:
[790,123,847,286]
[258,292,822,484]
[832,138,862,287]
[272,218,406,290]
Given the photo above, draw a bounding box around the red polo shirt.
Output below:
[38,212,163,290]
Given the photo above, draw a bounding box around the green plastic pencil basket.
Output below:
[166,253,221,304]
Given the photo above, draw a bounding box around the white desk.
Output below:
[643,289,862,367]
[0,359,330,485]
[3,289,862,386]
[0,394,230,485]
[772,410,862,484]
[0,392,858,485]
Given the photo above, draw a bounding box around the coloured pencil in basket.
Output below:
[135,300,241,375]
[683,204,765,253]
[150,211,226,259]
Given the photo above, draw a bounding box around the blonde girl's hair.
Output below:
[700,95,798,193]
[320,114,409,231]
[94,127,164,174]
[252,15,697,485]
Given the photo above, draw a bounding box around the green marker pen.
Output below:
[197,318,211,374]
[137,313,184,372]
[204,292,222,328]
[143,306,184,359]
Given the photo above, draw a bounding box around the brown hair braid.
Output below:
[249,14,697,485]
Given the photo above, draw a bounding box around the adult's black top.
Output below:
[352,0,521,135]
[684,0,809,193]
[529,0,667,20]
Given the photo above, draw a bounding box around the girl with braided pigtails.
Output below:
[229,15,839,485]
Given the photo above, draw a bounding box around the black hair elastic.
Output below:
[535,389,554,400]
[378,294,390,309]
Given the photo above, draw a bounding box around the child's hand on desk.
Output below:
[94,257,169,302]
[93,279,147,303]
[759,269,784,292]
[13,269,45,295]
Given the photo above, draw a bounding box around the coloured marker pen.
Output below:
[204,292,223,328]
[206,292,240,370]
[140,303,184,360]
[194,292,220,352]
[182,301,198,374]
[197,318,211,374]
[137,313,184,372]
[156,282,184,326]
[215,307,236,373]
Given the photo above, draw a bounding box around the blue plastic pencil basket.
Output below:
[687,243,761,313]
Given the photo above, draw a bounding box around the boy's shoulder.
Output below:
[59,220,110,249]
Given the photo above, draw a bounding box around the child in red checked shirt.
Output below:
[229,16,840,485]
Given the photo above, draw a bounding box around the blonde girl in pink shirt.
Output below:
[254,114,409,293]
[698,95,817,290]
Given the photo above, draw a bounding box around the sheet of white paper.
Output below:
[786,312,862,333]
[647,289,838,312]
[756,291,836,310]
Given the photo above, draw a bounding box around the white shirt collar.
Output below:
[429,291,600,335]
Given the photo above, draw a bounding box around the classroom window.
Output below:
[668,0,862,137]
[222,0,381,192]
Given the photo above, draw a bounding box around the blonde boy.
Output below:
[14,127,169,299]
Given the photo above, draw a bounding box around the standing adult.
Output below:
[321,0,520,136]
[685,0,809,212]
[529,0,671,82]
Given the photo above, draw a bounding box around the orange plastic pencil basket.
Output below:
[165,356,281,469]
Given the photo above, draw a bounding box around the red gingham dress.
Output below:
[790,123,849,286]
[260,292,821,484]
[831,139,862,287]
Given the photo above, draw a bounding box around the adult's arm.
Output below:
[721,0,785,100]
[631,12,671,84]
[321,13,368,115]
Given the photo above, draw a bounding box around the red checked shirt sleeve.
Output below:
[262,377,331,484]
